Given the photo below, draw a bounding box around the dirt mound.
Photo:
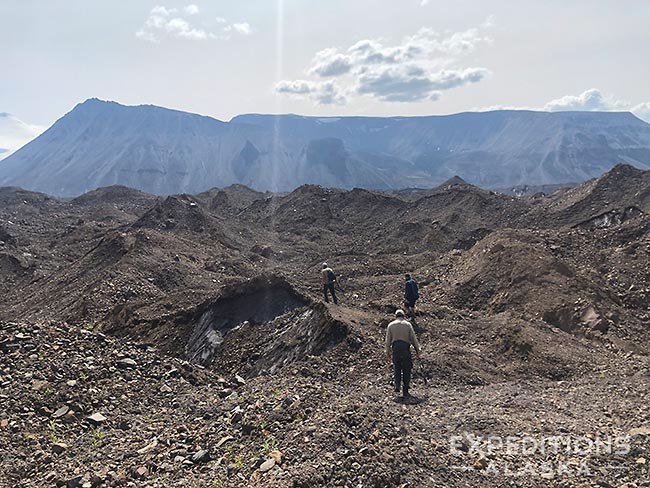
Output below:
[197,184,267,213]
[531,163,650,227]
[1,166,650,486]
[72,185,157,207]
[443,228,649,348]
[133,194,211,233]
[0,186,54,206]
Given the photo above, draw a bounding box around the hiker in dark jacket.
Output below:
[321,262,338,304]
[404,274,419,318]
[386,309,421,398]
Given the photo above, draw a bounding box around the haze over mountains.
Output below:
[1,98,650,197]
[0,112,43,161]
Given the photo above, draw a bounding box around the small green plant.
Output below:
[262,437,278,454]
[90,427,106,446]
[293,414,303,424]
[224,443,236,457]
[79,371,89,380]
[48,420,60,443]
[234,455,244,469]
[44,388,55,396]
[213,480,225,488]
[152,474,168,484]
[272,388,281,398]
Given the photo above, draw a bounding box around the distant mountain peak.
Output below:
[604,163,644,178]
[2,100,650,196]
[437,176,469,188]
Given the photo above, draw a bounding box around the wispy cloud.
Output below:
[0,113,44,160]
[276,80,347,106]
[136,5,252,43]
[183,4,199,15]
[277,21,493,105]
[224,22,251,36]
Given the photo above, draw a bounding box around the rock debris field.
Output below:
[1,164,649,487]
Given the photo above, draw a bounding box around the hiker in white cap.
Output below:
[385,309,421,398]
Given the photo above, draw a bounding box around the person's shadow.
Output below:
[410,317,423,333]
[392,395,426,405]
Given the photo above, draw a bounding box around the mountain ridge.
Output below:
[1,98,650,197]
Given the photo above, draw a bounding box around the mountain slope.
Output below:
[235,111,650,187]
[0,112,43,160]
[1,99,650,196]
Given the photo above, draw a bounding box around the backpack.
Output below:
[327,269,336,283]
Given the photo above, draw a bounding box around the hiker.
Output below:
[321,262,338,305]
[403,274,419,318]
[386,309,421,398]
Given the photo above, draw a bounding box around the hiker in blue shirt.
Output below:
[404,274,419,318]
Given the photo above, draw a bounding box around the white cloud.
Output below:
[151,5,176,17]
[276,80,314,95]
[224,22,251,36]
[631,102,650,123]
[544,89,650,123]
[544,88,627,112]
[165,17,208,40]
[135,29,159,43]
[183,4,199,15]
[0,113,44,160]
[356,65,488,102]
[279,22,493,105]
[136,6,252,42]
[420,0,431,5]
[276,80,346,105]
[477,89,650,124]
[136,5,208,42]
[314,82,347,105]
[309,48,353,77]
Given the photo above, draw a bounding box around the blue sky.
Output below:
[1,0,649,134]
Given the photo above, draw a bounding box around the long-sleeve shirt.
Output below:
[404,279,418,301]
[385,319,421,355]
[321,267,334,285]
